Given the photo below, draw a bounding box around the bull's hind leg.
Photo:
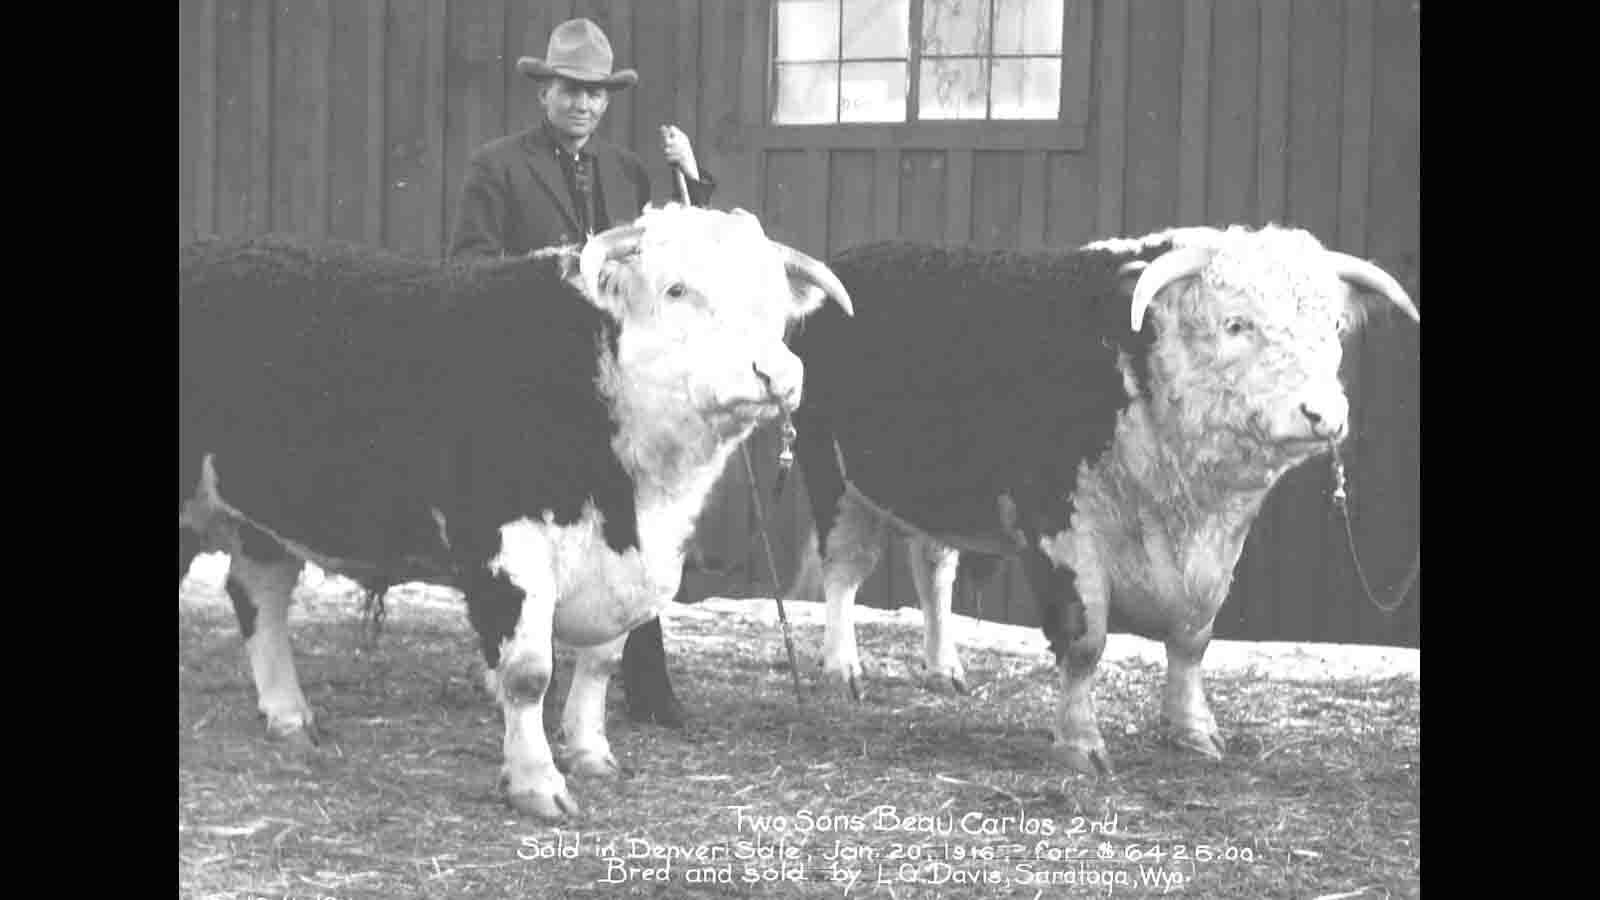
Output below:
[227,535,314,745]
[487,521,576,820]
[1162,622,1226,759]
[905,535,968,694]
[559,634,629,778]
[817,491,888,700]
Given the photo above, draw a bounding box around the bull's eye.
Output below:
[665,282,687,299]
[1223,316,1253,336]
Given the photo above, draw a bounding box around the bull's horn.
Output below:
[1128,246,1216,331]
[1326,252,1420,323]
[779,245,854,317]
[578,224,647,300]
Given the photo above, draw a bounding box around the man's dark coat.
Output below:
[447,125,714,258]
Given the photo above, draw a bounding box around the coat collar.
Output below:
[518,124,639,238]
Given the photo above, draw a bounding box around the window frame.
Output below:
[754,0,1092,151]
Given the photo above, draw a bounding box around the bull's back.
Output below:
[179,237,455,561]
[792,241,1139,533]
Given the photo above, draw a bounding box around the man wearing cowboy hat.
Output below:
[448,17,715,727]
[447,16,715,257]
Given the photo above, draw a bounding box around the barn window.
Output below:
[772,0,1066,125]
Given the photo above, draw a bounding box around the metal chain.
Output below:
[1329,444,1420,614]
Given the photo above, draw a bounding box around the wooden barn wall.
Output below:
[178,0,1421,648]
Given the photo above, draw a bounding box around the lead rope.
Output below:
[676,163,804,704]
[1329,442,1420,614]
[742,422,806,706]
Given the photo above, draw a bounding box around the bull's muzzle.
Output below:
[1299,398,1348,442]
[753,350,804,411]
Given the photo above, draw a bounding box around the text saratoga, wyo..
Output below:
[728,804,1114,838]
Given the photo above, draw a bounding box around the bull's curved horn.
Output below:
[779,244,854,317]
[1326,252,1420,323]
[1128,246,1216,331]
[578,224,647,300]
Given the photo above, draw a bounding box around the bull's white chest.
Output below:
[491,500,694,648]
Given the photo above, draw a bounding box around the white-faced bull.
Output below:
[178,205,852,819]
[780,224,1417,774]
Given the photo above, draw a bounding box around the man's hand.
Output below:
[660,124,700,183]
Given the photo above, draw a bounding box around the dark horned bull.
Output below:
[618,224,1417,775]
[178,205,851,819]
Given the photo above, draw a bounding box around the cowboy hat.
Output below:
[516,18,638,89]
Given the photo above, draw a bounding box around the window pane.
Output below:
[840,61,907,121]
[919,57,989,119]
[994,0,1062,54]
[842,0,909,58]
[776,0,840,62]
[990,57,1060,118]
[773,62,840,123]
[921,0,993,56]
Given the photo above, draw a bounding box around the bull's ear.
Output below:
[789,282,828,317]
[1116,261,1147,297]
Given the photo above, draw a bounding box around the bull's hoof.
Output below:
[1169,726,1227,760]
[561,748,630,779]
[1051,740,1115,777]
[507,785,581,820]
[263,715,319,749]
[820,657,865,701]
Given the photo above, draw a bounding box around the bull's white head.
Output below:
[573,205,852,441]
[1119,225,1418,463]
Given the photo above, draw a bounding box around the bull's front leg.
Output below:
[816,491,888,700]
[906,535,968,694]
[1031,535,1113,776]
[559,634,629,777]
[1162,620,1226,759]
[488,523,575,820]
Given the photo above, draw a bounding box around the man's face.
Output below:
[540,77,609,142]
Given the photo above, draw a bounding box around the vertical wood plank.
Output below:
[251,0,273,233]
[364,0,386,246]
[1095,0,1128,237]
[272,0,332,239]
[873,149,901,241]
[1017,151,1047,249]
[1177,0,1211,226]
[383,0,447,256]
[970,151,1022,250]
[806,149,830,256]
[944,149,973,244]
[698,0,728,183]
[828,150,876,255]
[1256,0,1289,223]
[1338,0,1374,255]
[328,0,376,243]
[898,151,946,243]
[213,0,262,237]
[1045,150,1096,247]
[1287,0,1342,239]
[182,0,219,240]
[1207,0,1258,227]
[1123,0,1181,235]
[444,0,508,250]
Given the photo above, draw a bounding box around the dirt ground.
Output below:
[179,558,1419,899]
